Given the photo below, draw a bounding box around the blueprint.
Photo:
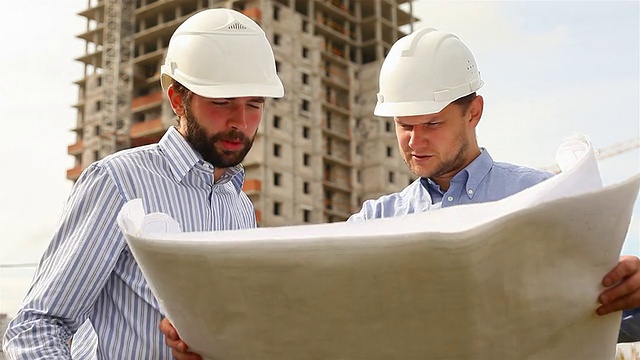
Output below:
[117,135,640,359]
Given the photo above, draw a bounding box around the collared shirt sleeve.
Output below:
[3,163,126,359]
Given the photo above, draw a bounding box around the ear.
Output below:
[167,84,186,117]
[468,95,484,127]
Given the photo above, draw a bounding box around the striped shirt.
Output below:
[349,149,554,222]
[3,126,257,359]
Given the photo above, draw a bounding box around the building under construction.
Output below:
[69,0,418,226]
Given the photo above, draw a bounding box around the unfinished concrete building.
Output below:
[69,0,418,226]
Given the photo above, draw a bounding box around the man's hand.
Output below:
[159,318,203,360]
[597,255,640,315]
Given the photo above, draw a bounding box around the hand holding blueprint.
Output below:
[118,135,640,359]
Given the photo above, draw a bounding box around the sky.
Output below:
[0,1,638,317]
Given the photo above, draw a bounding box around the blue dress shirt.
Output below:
[349,149,554,222]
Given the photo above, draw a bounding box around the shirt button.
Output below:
[468,189,474,197]
[447,196,454,202]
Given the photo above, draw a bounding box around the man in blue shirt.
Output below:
[353,27,640,344]
[348,28,553,223]
[164,28,640,359]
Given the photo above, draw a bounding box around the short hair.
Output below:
[452,92,477,113]
[171,80,193,108]
[171,80,194,124]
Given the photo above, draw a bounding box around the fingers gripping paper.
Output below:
[118,135,639,360]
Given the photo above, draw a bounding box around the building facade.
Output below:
[69,0,418,226]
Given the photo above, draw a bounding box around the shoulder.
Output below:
[370,179,423,205]
[348,180,423,222]
[99,143,163,170]
[77,144,166,196]
[492,161,553,181]
[492,162,554,180]
[91,144,172,182]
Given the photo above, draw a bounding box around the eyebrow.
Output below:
[394,117,441,126]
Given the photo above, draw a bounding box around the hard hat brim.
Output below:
[373,99,450,117]
[162,73,284,99]
[187,82,285,99]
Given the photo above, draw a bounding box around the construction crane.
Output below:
[100,0,135,158]
[595,137,640,162]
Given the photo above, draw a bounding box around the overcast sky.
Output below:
[0,1,638,317]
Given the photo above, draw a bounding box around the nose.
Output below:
[407,125,428,150]
[227,104,248,131]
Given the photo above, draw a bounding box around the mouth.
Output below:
[411,154,432,160]
[220,139,244,151]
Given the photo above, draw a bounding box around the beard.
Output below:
[183,110,255,168]
[405,134,470,180]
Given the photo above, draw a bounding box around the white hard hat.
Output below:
[161,8,284,98]
[374,28,483,117]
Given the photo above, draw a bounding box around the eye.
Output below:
[247,102,263,110]
[425,121,442,128]
[399,124,413,131]
[211,100,230,106]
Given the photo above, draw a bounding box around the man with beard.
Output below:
[162,27,640,360]
[2,8,283,359]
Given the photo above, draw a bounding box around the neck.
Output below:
[431,146,482,191]
[432,177,452,192]
[213,167,226,182]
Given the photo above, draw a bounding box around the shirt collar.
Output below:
[217,164,245,194]
[158,126,245,194]
[459,148,493,196]
[420,148,494,198]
